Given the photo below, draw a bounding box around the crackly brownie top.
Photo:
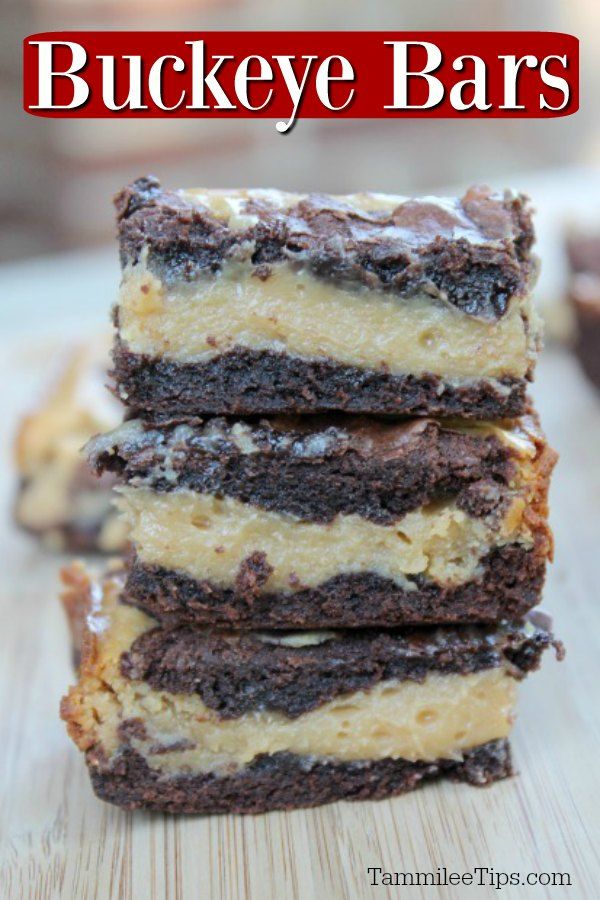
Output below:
[120,613,560,719]
[87,414,538,472]
[86,416,540,523]
[115,176,535,318]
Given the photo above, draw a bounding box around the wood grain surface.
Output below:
[0,254,599,899]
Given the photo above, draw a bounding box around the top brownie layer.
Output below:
[87,414,545,525]
[116,177,534,319]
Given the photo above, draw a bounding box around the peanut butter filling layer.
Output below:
[118,258,537,380]
[116,488,533,592]
[64,587,516,775]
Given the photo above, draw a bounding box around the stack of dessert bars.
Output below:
[61,177,562,815]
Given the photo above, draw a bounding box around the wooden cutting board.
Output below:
[1,313,599,898]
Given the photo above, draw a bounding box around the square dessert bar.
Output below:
[87,413,555,629]
[14,340,126,553]
[60,564,559,815]
[112,177,540,419]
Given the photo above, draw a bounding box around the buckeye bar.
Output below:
[14,340,127,553]
[60,564,560,815]
[112,177,540,419]
[87,413,555,629]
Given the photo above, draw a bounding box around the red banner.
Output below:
[23,31,579,131]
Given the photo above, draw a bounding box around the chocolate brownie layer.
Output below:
[88,740,512,815]
[116,177,534,317]
[88,415,526,525]
[120,608,556,719]
[112,345,528,419]
[123,541,546,630]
